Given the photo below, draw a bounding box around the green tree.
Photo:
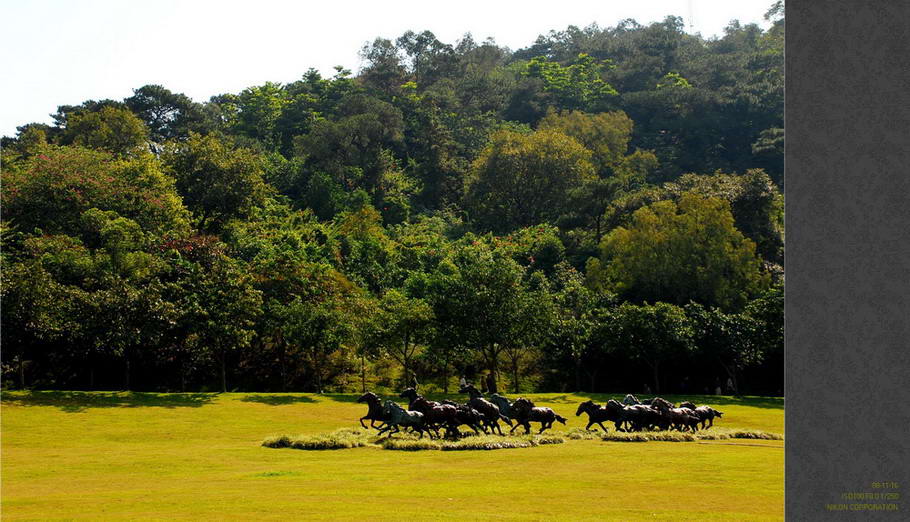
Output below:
[466,129,596,233]
[425,241,528,392]
[612,301,694,393]
[125,84,206,142]
[367,289,433,385]
[595,193,768,310]
[162,133,270,233]
[523,53,618,111]
[2,146,190,237]
[62,106,149,156]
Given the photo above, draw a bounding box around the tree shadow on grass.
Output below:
[239,394,317,405]
[1,391,215,413]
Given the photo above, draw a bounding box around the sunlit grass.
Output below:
[2,391,783,520]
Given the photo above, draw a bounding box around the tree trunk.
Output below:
[489,346,499,394]
[124,357,131,391]
[402,334,410,388]
[279,341,287,392]
[652,363,660,394]
[442,351,449,394]
[575,358,583,392]
[18,356,25,390]
[512,360,520,394]
[588,369,597,394]
[361,353,366,394]
[220,349,227,393]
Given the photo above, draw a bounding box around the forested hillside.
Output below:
[1,7,784,395]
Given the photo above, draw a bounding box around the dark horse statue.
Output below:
[459,384,511,435]
[509,397,567,434]
[356,392,386,430]
[575,399,624,432]
[440,400,485,435]
[678,402,724,429]
[399,387,460,439]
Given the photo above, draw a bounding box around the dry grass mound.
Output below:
[262,428,565,451]
[262,428,373,450]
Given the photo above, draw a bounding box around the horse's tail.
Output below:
[555,414,568,424]
[499,413,512,426]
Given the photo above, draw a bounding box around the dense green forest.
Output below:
[1,7,784,395]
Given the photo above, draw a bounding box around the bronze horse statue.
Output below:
[459,384,511,435]
[509,397,567,434]
[440,399,485,435]
[399,387,460,439]
[356,392,387,430]
[377,400,429,438]
[575,399,624,432]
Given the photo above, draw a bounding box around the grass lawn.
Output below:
[1,391,783,520]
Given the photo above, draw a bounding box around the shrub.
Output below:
[261,428,372,450]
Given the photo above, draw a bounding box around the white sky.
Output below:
[0,0,774,138]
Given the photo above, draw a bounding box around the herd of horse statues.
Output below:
[357,385,724,439]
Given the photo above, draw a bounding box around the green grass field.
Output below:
[2,391,783,520]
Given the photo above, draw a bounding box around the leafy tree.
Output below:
[396,30,456,89]
[125,84,206,142]
[185,255,261,392]
[466,129,596,233]
[162,133,271,233]
[359,37,408,96]
[593,193,768,310]
[234,82,288,148]
[665,170,784,264]
[424,242,529,392]
[538,110,635,174]
[500,272,554,392]
[2,146,191,236]
[686,302,765,396]
[611,301,694,393]
[0,260,77,388]
[294,94,403,202]
[523,53,618,111]
[367,289,433,385]
[62,106,149,156]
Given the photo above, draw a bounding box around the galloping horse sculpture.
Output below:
[400,387,460,439]
[459,384,512,435]
[509,397,567,434]
[356,392,386,430]
[377,400,429,438]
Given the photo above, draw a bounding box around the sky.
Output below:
[0,0,774,138]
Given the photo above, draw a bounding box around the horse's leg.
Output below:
[598,422,609,433]
[585,420,595,431]
[360,416,369,429]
